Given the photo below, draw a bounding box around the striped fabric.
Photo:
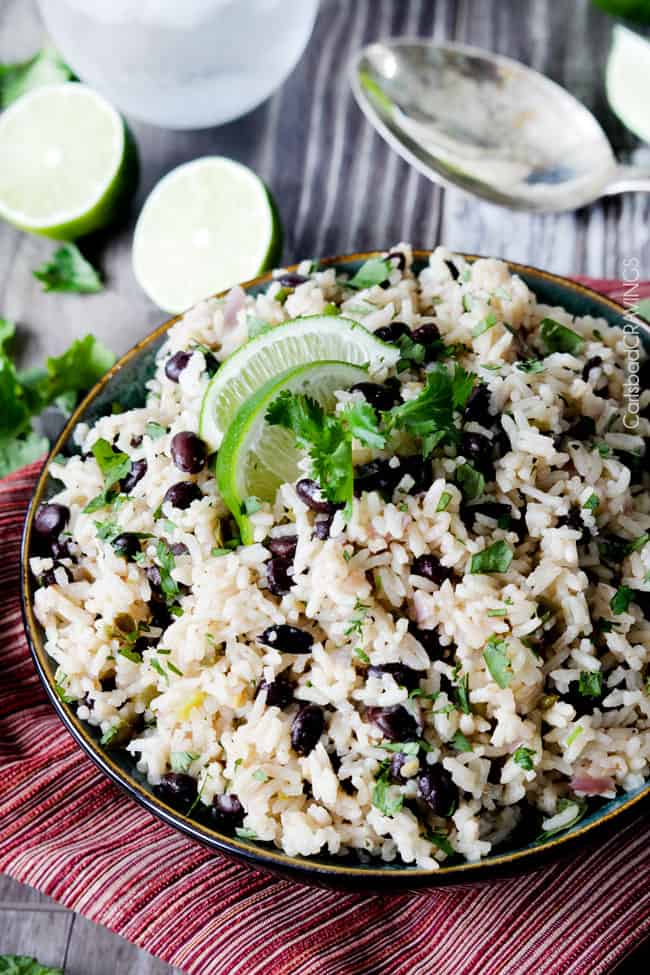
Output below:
[1,279,648,974]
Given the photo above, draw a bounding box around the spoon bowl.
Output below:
[351,39,650,212]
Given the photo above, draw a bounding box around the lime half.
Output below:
[217,360,368,543]
[132,156,281,314]
[199,314,400,451]
[0,83,137,240]
[606,25,650,141]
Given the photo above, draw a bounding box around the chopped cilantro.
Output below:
[347,258,391,290]
[487,607,507,617]
[513,746,536,770]
[170,751,199,773]
[354,647,370,664]
[155,539,179,602]
[372,771,404,816]
[273,286,292,305]
[54,674,73,703]
[341,401,386,450]
[252,769,269,782]
[540,317,584,355]
[425,830,455,856]
[211,547,230,557]
[383,362,475,455]
[145,421,167,440]
[100,722,124,747]
[0,956,64,975]
[470,540,513,574]
[235,827,258,840]
[471,311,497,338]
[628,533,649,554]
[516,358,545,374]
[241,496,263,515]
[450,730,472,752]
[436,491,452,512]
[33,242,102,294]
[379,740,420,755]
[610,585,633,615]
[583,493,599,512]
[454,673,471,714]
[566,725,584,747]
[483,635,512,688]
[455,462,485,501]
[578,671,603,698]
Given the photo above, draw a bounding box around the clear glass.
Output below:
[37,0,319,129]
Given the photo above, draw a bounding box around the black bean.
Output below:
[411,554,452,585]
[133,635,158,654]
[121,458,147,494]
[258,675,294,709]
[487,756,507,785]
[367,663,422,690]
[291,704,325,755]
[146,565,162,589]
[411,322,440,346]
[99,674,116,692]
[387,251,406,271]
[417,765,458,816]
[349,381,400,412]
[557,507,591,543]
[212,793,245,829]
[257,624,313,653]
[390,751,420,782]
[408,621,448,660]
[266,557,294,596]
[313,514,334,540]
[277,272,309,287]
[130,434,143,448]
[461,502,513,529]
[581,355,603,383]
[154,772,197,805]
[170,542,189,557]
[354,455,431,498]
[149,598,172,630]
[594,384,610,400]
[40,564,73,587]
[267,535,298,559]
[165,351,191,382]
[563,680,601,717]
[34,503,69,546]
[296,478,340,513]
[203,352,220,376]
[463,383,493,427]
[367,705,419,742]
[374,321,410,345]
[50,538,72,561]
[171,431,207,474]
[564,416,596,441]
[444,259,460,280]
[492,426,511,460]
[111,533,142,561]
[460,431,495,481]
[163,481,202,509]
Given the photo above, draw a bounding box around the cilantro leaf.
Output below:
[372,772,404,816]
[155,539,179,601]
[455,462,485,501]
[0,958,64,975]
[383,363,475,453]
[0,47,73,108]
[347,258,391,290]
[578,671,603,698]
[450,730,472,752]
[171,751,199,773]
[516,358,545,374]
[42,335,115,401]
[583,493,599,512]
[610,585,633,615]
[436,491,452,512]
[453,673,471,714]
[0,317,15,352]
[0,429,48,475]
[471,311,497,338]
[470,540,513,574]
[145,421,167,440]
[483,635,512,688]
[425,830,455,856]
[540,318,584,355]
[33,243,103,294]
[340,401,386,449]
[513,746,536,770]
[91,438,131,489]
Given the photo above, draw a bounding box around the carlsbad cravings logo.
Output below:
[621,257,642,431]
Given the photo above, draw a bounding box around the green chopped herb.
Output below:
[516,358,545,374]
[455,462,485,501]
[145,421,167,440]
[0,955,64,975]
[166,660,183,677]
[472,311,497,338]
[347,258,392,290]
[537,797,588,841]
[170,751,199,773]
[354,647,370,664]
[211,547,230,557]
[596,443,611,457]
[322,302,339,316]
[450,730,472,752]
[372,772,404,816]
[150,658,168,681]
[155,539,179,602]
[578,671,603,698]
[540,317,584,355]
[436,491,452,512]
[566,725,584,747]
[539,693,558,710]
[54,674,73,703]
[483,635,512,688]
[610,585,633,615]
[118,645,142,664]
[462,294,472,313]
[513,746,536,770]
[100,722,124,747]
[252,769,269,782]
[274,286,292,305]
[628,533,649,554]
[487,607,507,617]
[342,549,352,562]
[235,826,259,840]
[380,740,420,755]
[470,540,513,575]
[340,401,386,450]
[383,362,475,455]
[241,496,263,515]
[425,829,455,856]
[33,242,102,294]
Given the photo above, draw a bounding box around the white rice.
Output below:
[33,245,650,868]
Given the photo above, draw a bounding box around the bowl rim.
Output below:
[20,250,650,886]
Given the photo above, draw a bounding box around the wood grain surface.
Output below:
[0,0,647,972]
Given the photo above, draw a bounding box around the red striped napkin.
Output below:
[1,278,649,975]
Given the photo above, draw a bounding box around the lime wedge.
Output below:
[132,156,281,314]
[0,83,137,240]
[606,25,650,141]
[217,360,369,543]
[199,314,400,451]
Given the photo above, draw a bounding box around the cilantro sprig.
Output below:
[83,438,130,512]
[33,243,103,294]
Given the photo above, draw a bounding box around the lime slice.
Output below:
[606,25,650,141]
[217,360,369,543]
[0,83,137,240]
[132,156,281,314]
[199,314,400,451]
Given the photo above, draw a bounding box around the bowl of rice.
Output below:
[21,246,650,890]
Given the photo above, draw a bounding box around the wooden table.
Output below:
[0,0,647,971]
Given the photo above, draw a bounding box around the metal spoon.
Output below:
[350,38,650,213]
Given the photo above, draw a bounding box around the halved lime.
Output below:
[217,360,369,543]
[606,25,650,141]
[0,83,137,240]
[132,156,281,314]
[199,314,400,451]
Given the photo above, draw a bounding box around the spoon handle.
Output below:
[604,165,650,196]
